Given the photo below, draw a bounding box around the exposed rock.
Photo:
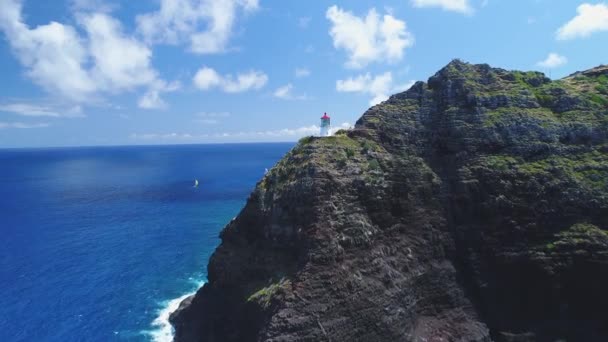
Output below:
[170,60,608,342]
[567,64,608,79]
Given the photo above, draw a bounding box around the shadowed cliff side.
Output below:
[170,60,608,342]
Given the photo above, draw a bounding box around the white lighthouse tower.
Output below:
[320,112,331,137]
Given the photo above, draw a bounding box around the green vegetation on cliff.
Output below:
[172,60,608,342]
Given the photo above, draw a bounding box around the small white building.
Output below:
[320,112,331,137]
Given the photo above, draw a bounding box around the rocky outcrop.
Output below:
[170,60,608,342]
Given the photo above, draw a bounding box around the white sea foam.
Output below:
[146,281,206,342]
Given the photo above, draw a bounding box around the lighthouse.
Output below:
[320,112,331,137]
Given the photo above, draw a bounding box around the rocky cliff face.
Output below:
[170,60,608,342]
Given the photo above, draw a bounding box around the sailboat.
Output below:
[194,179,199,188]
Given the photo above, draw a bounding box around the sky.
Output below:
[0,0,606,148]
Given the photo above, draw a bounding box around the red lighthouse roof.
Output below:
[321,112,330,119]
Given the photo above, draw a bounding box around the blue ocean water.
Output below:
[0,143,293,342]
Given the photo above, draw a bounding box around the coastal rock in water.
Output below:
[170,60,608,341]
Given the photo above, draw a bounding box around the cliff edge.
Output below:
[170,60,608,342]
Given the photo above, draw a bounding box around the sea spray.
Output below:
[149,281,206,342]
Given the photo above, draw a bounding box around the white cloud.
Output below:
[0,0,96,101]
[138,91,163,109]
[273,84,293,99]
[0,0,176,109]
[222,70,267,93]
[295,68,310,78]
[129,126,318,142]
[337,72,414,105]
[556,3,608,40]
[273,84,307,100]
[263,125,320,137]
[136,0,258,54]
[81,13,157,91]
[0,103,59,117]
[192,67,222,90]
[0,121,50,129]
[411,0,473,14]
[0,102,87,117]
[130,122,354,143]
[394,80,416,93]
[326,6,414,69]
[536,53,567,69]
[193,67,268,93]
[138,80,181,109]
[130,132,196,141]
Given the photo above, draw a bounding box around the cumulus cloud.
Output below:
[536,53,568,69]
[273,84,293,99]
[0,0,96,101]
[192,67,222,90]
[81,13,157,91]
[295,68,310,78]
[138,80,181,109]
[193,67,267,93]
[411,0,474,14]
[0,121,50,129]
[337,72,415,105]
[556,3,608,40]
[0,0,176,109]
[326,6,414,69]
[136,0,258,54]
[273,84,307,100]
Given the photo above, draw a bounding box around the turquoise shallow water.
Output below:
[0,143,293,342]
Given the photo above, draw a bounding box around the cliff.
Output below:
[170,60,608,342]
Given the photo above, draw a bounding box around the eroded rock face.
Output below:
[170,60,608,342]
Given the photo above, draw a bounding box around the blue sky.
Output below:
[0,0,607,148]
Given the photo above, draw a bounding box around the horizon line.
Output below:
[0,140,299,151]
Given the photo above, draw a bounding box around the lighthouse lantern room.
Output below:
[320,112,331,137]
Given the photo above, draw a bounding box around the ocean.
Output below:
[0,143,294,342]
